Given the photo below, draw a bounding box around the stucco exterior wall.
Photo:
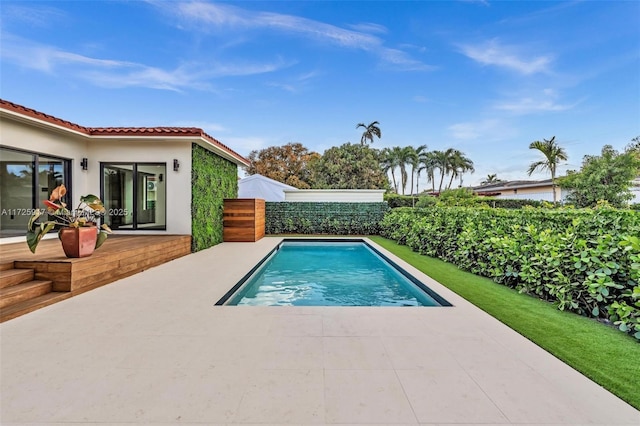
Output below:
[89,139,192,235]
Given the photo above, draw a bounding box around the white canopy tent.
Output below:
[238,174,298,202]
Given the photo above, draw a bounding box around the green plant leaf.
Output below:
[591,306,599,317]
[95,230,108,250]
[27,209,42,231]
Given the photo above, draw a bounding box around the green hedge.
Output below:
[384,194,418,208]
[478,198,544,209]
[380,206,640,339]
[266,202,389,235]
[191,144,238,252]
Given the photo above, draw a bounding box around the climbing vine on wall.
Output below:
[191,144,238,252]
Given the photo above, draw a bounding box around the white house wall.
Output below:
[0,117,89,194]
[89,140,192,235]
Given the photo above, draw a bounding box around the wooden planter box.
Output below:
[223,199,265,242]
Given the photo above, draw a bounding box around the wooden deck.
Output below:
[0,235,191,321]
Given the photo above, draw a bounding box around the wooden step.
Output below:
[0,280,52,309]
[0,269,34,289]
[0,261,14,271]
[0,292,71,323]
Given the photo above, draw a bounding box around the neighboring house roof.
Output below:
[238,174,298,202]
[0,99,249,167]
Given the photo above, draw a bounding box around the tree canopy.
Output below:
[560,144,640,208]
[310,143,389,189]
[246,142,320,189]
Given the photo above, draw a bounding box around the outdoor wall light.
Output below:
[80,157,88,171]
[173,159,180,172]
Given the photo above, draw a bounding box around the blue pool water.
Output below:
[224,241,449,307]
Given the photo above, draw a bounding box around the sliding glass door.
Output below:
[101,163,166,230]
[0,147,70,238]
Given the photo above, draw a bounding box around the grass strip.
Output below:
[369,235,640,410]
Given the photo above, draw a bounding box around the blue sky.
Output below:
[1,0,639,187]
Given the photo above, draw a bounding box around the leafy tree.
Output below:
[356,121,381,145]
[310,143,388,189]
[527,136,568,203]
[246,142,320,189]
[560,144,640,208]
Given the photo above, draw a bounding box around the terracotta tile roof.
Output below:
[0,98,90,134]
[0,99,249,166]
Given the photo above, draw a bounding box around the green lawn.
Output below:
[369,235,640,410]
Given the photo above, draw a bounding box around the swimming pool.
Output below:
[217,239,451,307]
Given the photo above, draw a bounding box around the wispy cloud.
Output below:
[152,1,432,71]
[1,4,67,28]
[1,34,290,91]
[494,88,582,114]
[448,118,516,141]
[347,22,388,34]
[458,39,552,74]
[267,70,321,93]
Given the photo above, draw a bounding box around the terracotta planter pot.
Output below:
[59,227,97,258]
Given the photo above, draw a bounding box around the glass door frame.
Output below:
[0,145,72,238]
[100,162,166,231]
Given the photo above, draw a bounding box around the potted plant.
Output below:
[27,184,112,257]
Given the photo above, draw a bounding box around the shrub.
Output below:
[266,202,389,235]
[384,194,418,208]
[415,195,437,208]
[380,206,640,339]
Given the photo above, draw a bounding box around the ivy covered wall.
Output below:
[191,144,238,252]
[266,202,389,235]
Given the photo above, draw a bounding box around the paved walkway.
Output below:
[1,237,639,425]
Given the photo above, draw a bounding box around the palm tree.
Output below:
[380,147,400,193]
[527,136,568,203]
[356,121,381,145]
[481,174,502,185]
[423,151,439,192]
[446,150,475,189]
[414,146,431,194]
[408,145,427,195]
[433,149,456,193]
[396,146,416,195]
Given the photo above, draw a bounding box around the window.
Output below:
[0,147,71,238]
[101,163,166,230]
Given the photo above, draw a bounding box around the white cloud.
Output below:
[494,89,582,114]
[1,4,66,28]
[448,118,516,141]
[152,1,431,71]
[348,22,388,34]
[1,34,290,91]
[458,39,552,74]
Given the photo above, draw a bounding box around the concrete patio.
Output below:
[1,236,638,425]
